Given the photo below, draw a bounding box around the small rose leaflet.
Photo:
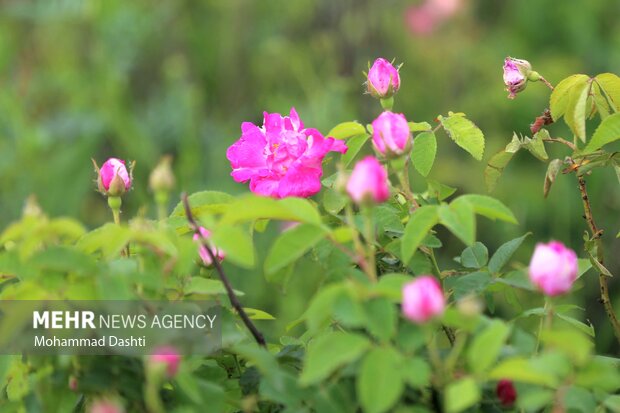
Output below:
[226,108,347,198]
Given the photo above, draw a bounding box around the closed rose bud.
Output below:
[149,155,175,193]
[89,399,125,413]
[193,227,226,266]
[149,346,181,378]
[503,57,532,99]
[367,58,401,99]
[528,241,578,296]
[371,111,412,156]
[346,157,390,205]
[96,158,132,197]
[496,379,517,407]
[402,275,446,323]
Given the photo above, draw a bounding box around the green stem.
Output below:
[397,158,419,210]
[380,96,394,111]
[344,203,373,281]
[155,190,169,221]
[425,327,445,386]
[108,196,122,225]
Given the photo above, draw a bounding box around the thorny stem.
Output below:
[577,176,620,345]
[543,137,576,151]
[397,157,420,211]
[539,76,555,91]
[181,193,266,347]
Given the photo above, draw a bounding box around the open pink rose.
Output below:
[402,276,446,323]
[226,108,347,198]
[149,345,181,378]
[346,157,390,204]
[193,227,225,266]
[528,241,578,296]
[372,111,411,156]
[98,158,132,196]
[367,58,400,98]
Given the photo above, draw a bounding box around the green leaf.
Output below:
[544,159,563,198]
[439,114,485,160]
[401,206,439,264]
[264,224,328,275]
[210,224,255,268]
[444,377,480,413]
[399,357,430,388]
[408,121,432,132]
[460,242,488,269]
[583,112,620,153]
[185,277,244,296]
[595,73,620,112]
[555,313,595,337]
[564,78,591,142]
[341,134,370,167]
[357,347,404,413]
[488,357,558,387]
[550,74,589,121]
[445,271,492,299]
[485,150,516,192]
[365,298,397,342]
[299,332,370,386]
[76,223,131,259]
[467,320,510,374]
[170,190,235,217]
[327,121,367,140]
[410,132,437,177]
[456,194,518,224]
[244,308,276,320]
[488,233,530,274]
[439,198,475,246]
[427,179,457,201]
[524,130,549,161]
[220,195,322,225]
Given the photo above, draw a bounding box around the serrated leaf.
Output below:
[357,347,404,413]
[299,332,370,386]
[544,159,563,198]
[488,233,530,274]
[595,73,620,112]
[408,121,432,132]
[401,206,439,264]
[327,121,367,140]
[444,377,480,413]
[264,224,328,275]
[456,194,517,224]
[485,150,516,192]
[461,242,488,269]
[410,131,437,177]
[440,114,485,160]
[524,130,549,161]
[439,198,475,246]
[341,133,369,167]
[467,320,510,374]
[564,78,591,142]
[550,74,589,121]
[583,112,620,153]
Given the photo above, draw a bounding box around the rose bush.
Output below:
[0,56,619,413]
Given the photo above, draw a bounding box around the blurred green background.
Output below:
[1,0,620,350]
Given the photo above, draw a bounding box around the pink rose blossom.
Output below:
[371,111,411,156]
[89,399,125,413]
[402,276,446,323]
[346,157,390,204]
[503,57,531,99]
[226,108,347,198]
[149,345,181,378]
[193,227,225,266]
[405,0,463,36]
[528,241,578,296]
[367,58,401,98]
[98,158,132,196]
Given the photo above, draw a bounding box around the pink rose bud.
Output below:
[149,345,181,378]
[402,276,446,323]
[96,158,132,196]
[367,58,401,99]
[346,156,390,204]
[528,241,578,296]
[193,227,225,266]
[371,111,412,156]
[496,379,517,407]
[89,399,125,413]
[503,57,532,99]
